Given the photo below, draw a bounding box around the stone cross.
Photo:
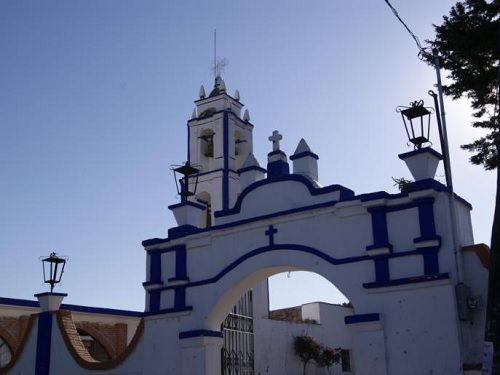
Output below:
[268,130,282,152]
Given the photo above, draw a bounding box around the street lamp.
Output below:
[41,252,67,292]
[397,100,434,149]
[171,162,200,201]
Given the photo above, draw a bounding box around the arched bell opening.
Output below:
[198,128,215,172]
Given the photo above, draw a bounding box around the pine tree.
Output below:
[424,0,499,369]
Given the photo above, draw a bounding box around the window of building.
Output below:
[341,349,351,372]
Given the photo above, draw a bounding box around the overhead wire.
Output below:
[383,0,427,59]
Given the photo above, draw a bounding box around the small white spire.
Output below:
[199,85,206,99]
[220,77,226,91]
[241,153,261,169]
[234,89,240,101]
[191,108,197,119]
[294,138,311,154]
[243,109,250,122]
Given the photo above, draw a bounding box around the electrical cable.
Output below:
[383,0,427,58]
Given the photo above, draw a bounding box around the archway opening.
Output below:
[269,271,349,310]
[213,266,354,375]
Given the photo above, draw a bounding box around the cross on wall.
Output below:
[265,225,278,246]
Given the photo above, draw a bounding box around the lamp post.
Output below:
[396,100,434,150]
[35,252,68,312]
[172,162,200,201]
[41,252,67,293]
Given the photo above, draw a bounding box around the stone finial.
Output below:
[268,130,283,152]
[234,90,240,101]
[290,138,319,183]
[191,108,197,119]
[199,85,206,99]
[35,292,67,312]
[243,109,250,122]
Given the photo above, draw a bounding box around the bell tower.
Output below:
[187,76,254,223]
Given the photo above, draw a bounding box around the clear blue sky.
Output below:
[1,1,495,311]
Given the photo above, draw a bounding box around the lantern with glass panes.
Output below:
[171,162,200,201]
[396,100,434,149]
[41,252,67,292]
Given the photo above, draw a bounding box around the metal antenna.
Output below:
[211,29,228,80]
[213,29,217,81]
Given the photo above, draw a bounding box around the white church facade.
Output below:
[0,76,489,375]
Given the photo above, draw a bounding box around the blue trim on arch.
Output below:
[290,151,319,160]
[179,329,223,339]
[215,174,354,218]
[35,312,52,375]
[142,179,471,246]
[222,111,229,210]
[344,313,380,324]
[155,244,371,292]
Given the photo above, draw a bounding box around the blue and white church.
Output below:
[1,76,489,375]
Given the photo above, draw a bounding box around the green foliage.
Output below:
[392,177,413,193]
[423,0,499,169]
[316,347,342,375]
[294,335,321,375]
[294,335,342,375]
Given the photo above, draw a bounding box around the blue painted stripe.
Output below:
[143,306,192,316]
[290,151,319,160]
[168,201,206,210]
[35,312,52,375]
[0,297,143,317]
[238,165,267,174]
[150,253,162,283]
[266,160,290,178]
[179,329,223,339]
[142,179,464,247]
[156,243,371,292]
[344,313,380,324]
[148,290,160,312]
[222,111,229,210]
[215,174,354,218]
[175,246,188,279]
[398,147,443,160]
[363,273,449,289]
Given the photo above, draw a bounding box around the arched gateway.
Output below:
[6,77,488,375]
